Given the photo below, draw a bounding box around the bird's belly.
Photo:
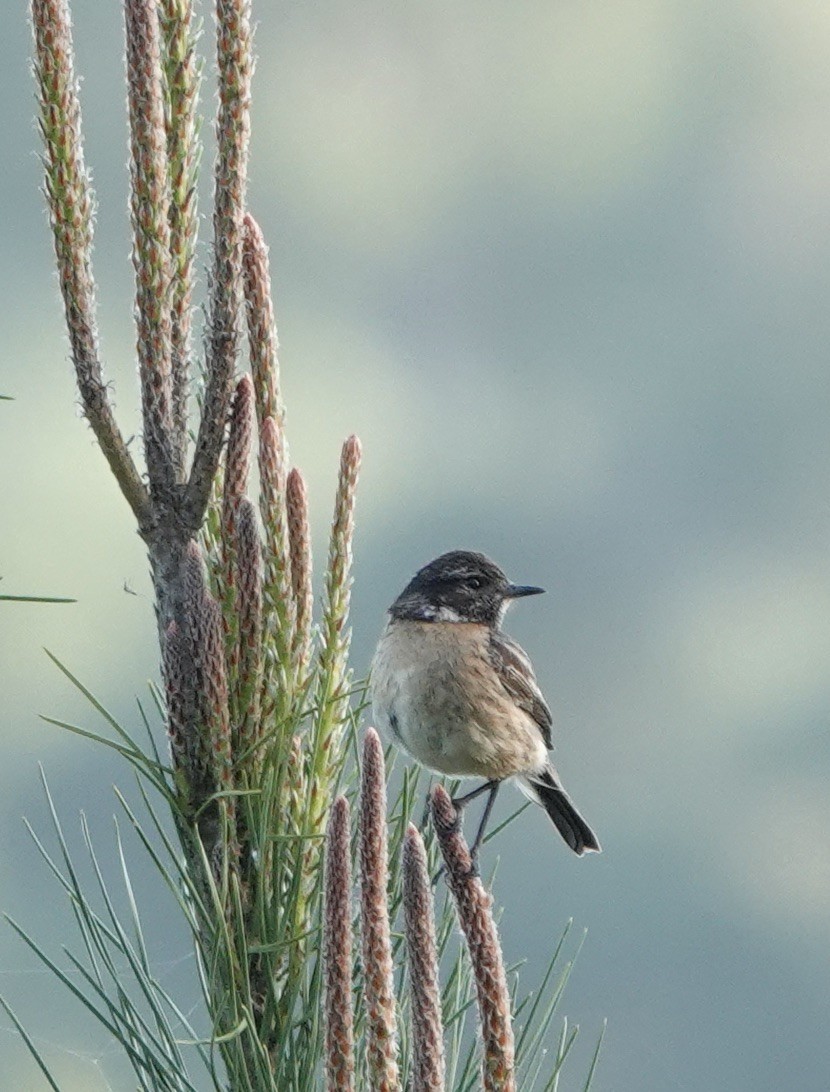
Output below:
[397,681,480,774]
[372,624,545,780]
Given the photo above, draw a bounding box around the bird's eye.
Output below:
[467,576,483,590]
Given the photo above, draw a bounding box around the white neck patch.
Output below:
[396,600,465,623]
[433,605,462,622]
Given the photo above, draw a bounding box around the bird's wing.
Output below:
[488,629,553,749]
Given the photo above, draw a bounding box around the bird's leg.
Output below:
[437,779,501,876]
[451,778,500,812]
[428,779,501,885]
[466,781,501,869]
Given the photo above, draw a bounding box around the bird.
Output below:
[371,550,600,863]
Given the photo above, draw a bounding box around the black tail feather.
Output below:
[522,766,601,856]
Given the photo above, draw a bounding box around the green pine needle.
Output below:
[0,996,61,1091]
[0,594,75,602]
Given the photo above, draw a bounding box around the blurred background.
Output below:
[3,0,830,1088]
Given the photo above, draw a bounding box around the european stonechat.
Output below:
[371,550,600,859]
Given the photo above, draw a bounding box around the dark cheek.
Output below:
[470,606,485,625]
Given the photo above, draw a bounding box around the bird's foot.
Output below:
[464,853,481,881]
[444,799,465,836]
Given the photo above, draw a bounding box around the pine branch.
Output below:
[232,496,263,758]
[307,436,361,834]
[182,540,237,866]
[403,824,445,1092]
[221,375,255,627]
[431,785,516,1092]
[223,375,255,520]
[324,796,356,1092]
[31,0,150,526]
[242,213,285,434]
[184,0,252,528]
[125,0,177,499]
[359,729,401,1092]
[159,0,201,474]
[286,466,313,686]
[258,415,295,711]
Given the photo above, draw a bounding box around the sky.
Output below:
[2,1,830,1089]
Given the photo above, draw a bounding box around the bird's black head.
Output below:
[389,550,544,627]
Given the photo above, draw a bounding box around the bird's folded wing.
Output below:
[487,629,553,749]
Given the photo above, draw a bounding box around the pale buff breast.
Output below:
[371,620,548,780]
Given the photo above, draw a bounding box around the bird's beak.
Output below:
[504,583,545,599]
